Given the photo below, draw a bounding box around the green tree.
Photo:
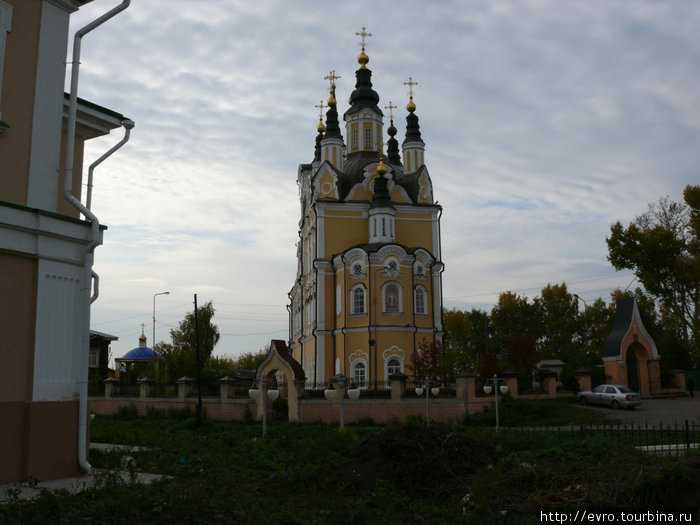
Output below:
[535,283,582,367]
[607,185,699,363]
[160,301,220,381]
[490,291,541,370]
[231,345,269,370]
[443,308,489,374]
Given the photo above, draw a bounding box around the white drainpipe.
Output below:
[86,118,134,210]
[63,0,131,474]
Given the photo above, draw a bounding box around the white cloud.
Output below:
[68,0,699,360]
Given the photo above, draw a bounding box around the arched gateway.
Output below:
[602,297,660,396]
[254,340,306,422]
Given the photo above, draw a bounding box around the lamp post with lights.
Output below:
[483,374,509,431]
[248,377,279,439]
[324,375,360,430]
[152,291,169,381]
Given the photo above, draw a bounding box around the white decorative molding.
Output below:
[348,349,368,363]
[382,345,405,361]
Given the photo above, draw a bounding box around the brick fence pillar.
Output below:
[138,377,154,398]
[177,376,194,400]
[389,373,408,401]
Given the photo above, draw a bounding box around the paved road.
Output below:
[574,396,700,426]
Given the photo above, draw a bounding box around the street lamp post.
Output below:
[248,377,279,439]
[483,374,509,431]
[324,375,360,430]
[415,378,440,427]
[152,291,169,382]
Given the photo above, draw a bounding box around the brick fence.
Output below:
[89,372,583,424]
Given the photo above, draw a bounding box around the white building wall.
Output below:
[26,2,72,212]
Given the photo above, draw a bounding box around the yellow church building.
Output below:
[288,30,444,389]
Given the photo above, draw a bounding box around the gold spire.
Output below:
[315,100,326,132]
[404,77,419,112]
[324,70,341,107]
[356,26,372,68]
[375,138,387,176]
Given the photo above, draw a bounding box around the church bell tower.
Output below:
[289,28,444,389]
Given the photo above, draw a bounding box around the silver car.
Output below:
[577,384,642,409]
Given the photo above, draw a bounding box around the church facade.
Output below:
[288,32,444,389]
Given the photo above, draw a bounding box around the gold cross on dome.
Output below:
[384,101,397,120]
[356,26,372,50]
[404,77,419,100]
[324,70,341,90]
[375,138,386,157]
[315,100,326,120]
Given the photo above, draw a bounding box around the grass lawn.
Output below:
[1,400,698,524]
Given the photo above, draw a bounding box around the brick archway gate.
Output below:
[253,340,306,422]
[602,297,660,396]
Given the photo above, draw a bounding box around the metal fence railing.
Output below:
[502,420,700,456]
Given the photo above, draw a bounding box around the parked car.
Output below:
[576,384,642,409]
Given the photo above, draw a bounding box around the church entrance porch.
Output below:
[602,298,660,397]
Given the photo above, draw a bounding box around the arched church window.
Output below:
[364,128,372,149]
[415,285,427,315]
[382,217,386,236]
[352,361,367,388]
[351,284,366,315]
[387,358,401,375]
[352,129,359,150]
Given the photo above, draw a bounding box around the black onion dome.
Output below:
[371,174,394,209]
[344,68,383,119]
[324,102,342,139]
[403,110,423,145]
[386,119,401,165]
[314,130,324,161]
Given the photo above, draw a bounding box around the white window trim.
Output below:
[351,359,368,389]
[414,285,428,316]
[0,0,12,123]
[350,283,367,316]
[88,349,99,368]
[384,356,403,385]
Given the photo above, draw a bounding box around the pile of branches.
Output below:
[344,423,495,503]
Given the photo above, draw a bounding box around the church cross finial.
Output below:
[404,77,419,112]
[384,101,397,120]
[404,77,418,100]
[324,70,341,90]
[315,100,326,120]
[356,26,372,51]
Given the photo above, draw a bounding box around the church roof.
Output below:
[115,330,163,362]
[116,346,162,362]
[602,297,659,360]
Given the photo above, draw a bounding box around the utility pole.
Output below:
[194,294,203,426]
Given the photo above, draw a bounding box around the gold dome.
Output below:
[406,97,416,113]
[358,50,369,69]
[376,158,387,176]
[317,120,326,132]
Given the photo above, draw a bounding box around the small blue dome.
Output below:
[119,346,162,361]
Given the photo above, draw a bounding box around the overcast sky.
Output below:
[67,0,699,363]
